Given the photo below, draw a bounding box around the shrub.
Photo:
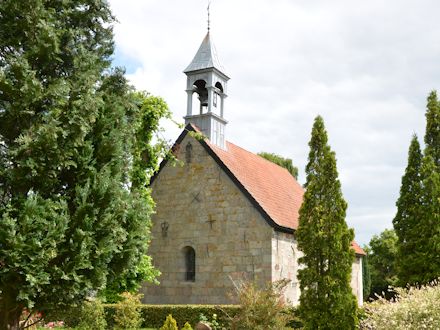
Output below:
[103,304,240,328]
[199,313,224,330]
[160,314,178,330]
[360,281,440,329]
[228,279,292,330]
[114,292,143,329]
[74,299,107,330]
[181,321,193,330]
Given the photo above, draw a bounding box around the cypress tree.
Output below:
[362,247,371,300]
[418,91,440,284]
[393,135,423,285]
[419,91,440,283]
[393,91,440,286]
[0,1,167,328]
[417,154,440,283]
[424,91,440,167]
[296,116,358,330]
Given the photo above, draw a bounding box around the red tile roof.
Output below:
[209,141,303,230]
[204,133,365,256]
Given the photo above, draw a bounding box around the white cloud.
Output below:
[108,0,440,245]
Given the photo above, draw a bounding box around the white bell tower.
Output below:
[183,31,229,149]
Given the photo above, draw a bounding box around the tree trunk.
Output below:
[0,307,22,330]
[0,291,23,330]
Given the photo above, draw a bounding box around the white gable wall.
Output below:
[271,230,364,306]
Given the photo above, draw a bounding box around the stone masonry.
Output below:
[142,133,364,305]
[142,135,273,304]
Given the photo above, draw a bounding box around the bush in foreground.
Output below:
[361,280,440,329]
[114,292,144,329]
[160,314,178,330]
[59,299,106,330]
[228,279,292,330]
[104,304,240,328]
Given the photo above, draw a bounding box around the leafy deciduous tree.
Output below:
[257,152,298,179]
[367,229,398,298]
[296,116,357,329]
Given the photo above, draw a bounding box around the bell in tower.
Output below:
[193,80,209,114]
[183,30,229,149]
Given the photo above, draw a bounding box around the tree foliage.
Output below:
[392,91,440,286]
[417,91,440,284]
[392,136,423,286]
[362,246,372,301]
[416,154,440,284]
[0,1,168,328]
[367,229,398,298]
[361,281,440,330]
[296,116,357,329]
[258,152,298,179]
[424,91,440,167]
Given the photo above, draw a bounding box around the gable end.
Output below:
[150,124,294,235]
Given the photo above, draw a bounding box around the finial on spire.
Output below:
[207,1,211,32]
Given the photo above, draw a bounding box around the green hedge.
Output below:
[104,304,241,328]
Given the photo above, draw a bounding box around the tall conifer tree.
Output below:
[424,91,440,167]
[421,91,440,283]
[417,154,440,283]
[393,135,423,285]
[296,116,357,330]
[0,1,167,328]
[418,91,440,283]
[362,248,372,300]
[393,91,440,285]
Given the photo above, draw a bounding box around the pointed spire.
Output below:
[183,32,226,75]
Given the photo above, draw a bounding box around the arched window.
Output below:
[215,82,223,93]
[185,143,192,164]
[183,246,196,282]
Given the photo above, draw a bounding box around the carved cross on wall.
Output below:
[206,215,216,229]
[191,191,201,204]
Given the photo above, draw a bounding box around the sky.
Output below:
[108,0,440,245]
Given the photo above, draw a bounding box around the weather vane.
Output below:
[207,0,211,32]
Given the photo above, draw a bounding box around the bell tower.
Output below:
[184,31,229,149]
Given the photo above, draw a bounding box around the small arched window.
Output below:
[185,143,192,164]
[183,246,196,282]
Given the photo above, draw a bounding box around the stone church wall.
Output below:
[271,230,364,306]
[271,231,301,305]
[141,135,273,304]
[351,256,363,305]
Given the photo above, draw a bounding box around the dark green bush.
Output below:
[104,304,240,328]
[284,307,304,329]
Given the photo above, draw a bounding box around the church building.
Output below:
[141,31,365,306]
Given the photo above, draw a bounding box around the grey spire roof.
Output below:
[184,32,226,74]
